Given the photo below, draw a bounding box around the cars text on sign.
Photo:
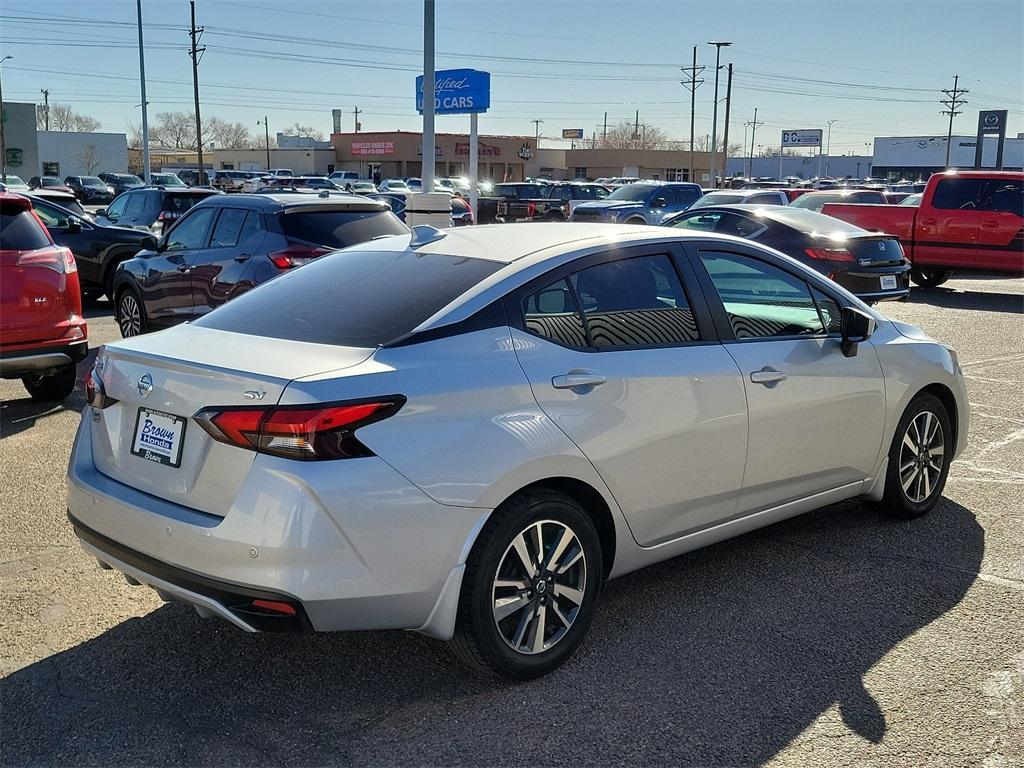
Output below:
[415,69,491,115]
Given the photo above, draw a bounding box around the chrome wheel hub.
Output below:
[899,410,945,503]
[492,519,587,655]
[118,295,141,337]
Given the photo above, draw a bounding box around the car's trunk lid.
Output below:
[90,324,375,516]
[845,233,906,266]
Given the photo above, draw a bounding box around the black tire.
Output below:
[877,392,952,519]
[625,217,647,225]
[450,488,604,680]
[544,211,564,222]
[910,267,951,288]
[115,285,148,338]
[22,364,77,402]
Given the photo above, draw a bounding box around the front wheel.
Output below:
[877,393,952,519]
[116,286,148,338]
[23,364,77,402]
[910,268,951,288]
[450,489,603,680]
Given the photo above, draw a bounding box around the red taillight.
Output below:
[805,247,855,262]
[269,243,332,269]
[16,246,76,273]
[157,210,180,222]
[85,368,118,409]
[526,202,536,217]
[194,397,405,460]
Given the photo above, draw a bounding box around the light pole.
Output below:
[707,41,732,187]
[0,54,12,183]
[256,117,270,170]
[825,119,837,178]
[136,0,151,183]
[421,0,435,193]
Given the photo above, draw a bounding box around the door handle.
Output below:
[750,367,787,386]
[234,253,251,262]
[552,372,606,390]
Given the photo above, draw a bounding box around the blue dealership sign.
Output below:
[416,68,490,115]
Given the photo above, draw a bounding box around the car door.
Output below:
[138,205,216,327]
[509,245,749,547]
[31,198,107,289]
[918,176,984,269]
[689,245,886,514]
[976,178,1024,272]
[188,207,265,317]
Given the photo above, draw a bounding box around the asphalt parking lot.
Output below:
[1,278,1022,767]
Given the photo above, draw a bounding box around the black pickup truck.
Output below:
[498,183,610,222]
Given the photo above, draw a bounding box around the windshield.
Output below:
[194,249,504,347]
[81,177,105,186]
[607,184,656,202]
[691,193,744,208]
[3,176,26,186]
[763,207,865,235]
[900,194,923,206]
[152,174,186,186]
[789,193,843,210]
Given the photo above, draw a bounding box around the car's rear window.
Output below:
[764,207,865,234]
[163,192,216,214]
[0,210,52,250]
[278,209,407,248]
[193,248,504,347]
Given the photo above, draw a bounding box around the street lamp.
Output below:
[825,119,837,177]
[707,41,732,188]
[0,54,12,184]
[256,116,271,171]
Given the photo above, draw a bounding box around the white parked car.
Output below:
[69,224,967,679]
[379,179,411,193]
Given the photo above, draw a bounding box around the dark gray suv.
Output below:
[94,186,221,235]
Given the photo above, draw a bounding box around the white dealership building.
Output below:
[871,134,1024,179]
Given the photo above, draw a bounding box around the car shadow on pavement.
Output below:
[0,350,95,439]
[0,496,982,767]
[911,287,1024,314]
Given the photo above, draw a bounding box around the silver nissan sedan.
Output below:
[68,223,968,679]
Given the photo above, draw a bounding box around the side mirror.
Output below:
[840,306,875,357]
[66,220,83,234]
[95,208,107,217]
[652,197,668,208]
[141,235,159,251]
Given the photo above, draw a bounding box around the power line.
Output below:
[940,74,969,167]
[680,47,705,181]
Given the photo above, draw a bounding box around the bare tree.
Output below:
[149,111,198,150]
[126,121,143,149]
[206,118,252,149]
[75,145,103,174]
[36,103,100,132]
[285,122,325,142]
[596,121,669,150]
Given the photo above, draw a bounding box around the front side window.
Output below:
[104,194,130,220]
[123,193,146,219]
[698,250,825,339]
[931,178,984,210]
[979,179,1023,215]
[521,255,700,349]
[165,207,215,251]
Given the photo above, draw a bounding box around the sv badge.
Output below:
[243,390,266,400]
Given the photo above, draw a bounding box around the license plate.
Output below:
[880,275,898,290]
[130,408,186,468]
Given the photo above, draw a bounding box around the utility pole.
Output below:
[825,119,837,178]
[0,55,11,183]
[707,41,732,187]
[531,118,543,143]
[602,111,607,145]
[353,105,361,132]
[745,108,763,178]
[188,0,205,184]
[135,0,150,183]
[680,46,704,183]
[421,0,435,193]
[940,74,968,168]
[634,110,639,147]
[257,116,270,170]
[40,88,49,131]
[721,63,733,183]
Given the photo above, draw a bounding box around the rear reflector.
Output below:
[85,369,118,409]
[250,599,297,616]
[194,397,405,460]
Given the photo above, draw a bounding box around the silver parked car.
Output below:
[69,224,968,679]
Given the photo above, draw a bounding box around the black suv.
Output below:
[112,192,409,337]
[29,196,157,303]
[99,172,145,195]
[94,186,222,235]
[64,175,115,203]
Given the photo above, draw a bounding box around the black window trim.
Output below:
[680,240,849,344]
[207,206,256,250]
[504,241,720,353]
[665,208,770,241]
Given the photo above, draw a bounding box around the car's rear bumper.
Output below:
[0,339,88,378]
[67,412,488,637]
[832,263,912,302]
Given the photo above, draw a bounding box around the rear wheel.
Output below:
[22,364,77,402]
[877,393,952,519]
[450,489,603,680]
[116,286,147,337]
[625,217,647,225]
[910,268,951,288]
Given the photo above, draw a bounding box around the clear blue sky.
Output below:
[2,0,1021,153]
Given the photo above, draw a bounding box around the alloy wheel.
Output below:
[491,519,587,655]
[118,293,142,337]
[899,410,945,503]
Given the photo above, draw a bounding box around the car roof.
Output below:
[196,192,388,211]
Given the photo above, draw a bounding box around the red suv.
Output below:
[0,193,87,400]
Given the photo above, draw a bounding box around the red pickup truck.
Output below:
[822,170,1023,287]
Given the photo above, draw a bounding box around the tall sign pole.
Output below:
[189,0,204,183]
[721,63,733,183]
[469,112,479,222]
[707,41,732,188]
[421,0,436,193]
[0,55,11,184]
[136,0,151,183]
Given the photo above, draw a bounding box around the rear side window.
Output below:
[0,210,52,250]
[163,193,211,215]
[124,193,146,219]
[194,249,504,347]
[521,278,588,348]
[931,178,983,210]
[278,209,407,248]
[698,250,825,339]
[979,179,1023,215]
[210,209,258,247]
